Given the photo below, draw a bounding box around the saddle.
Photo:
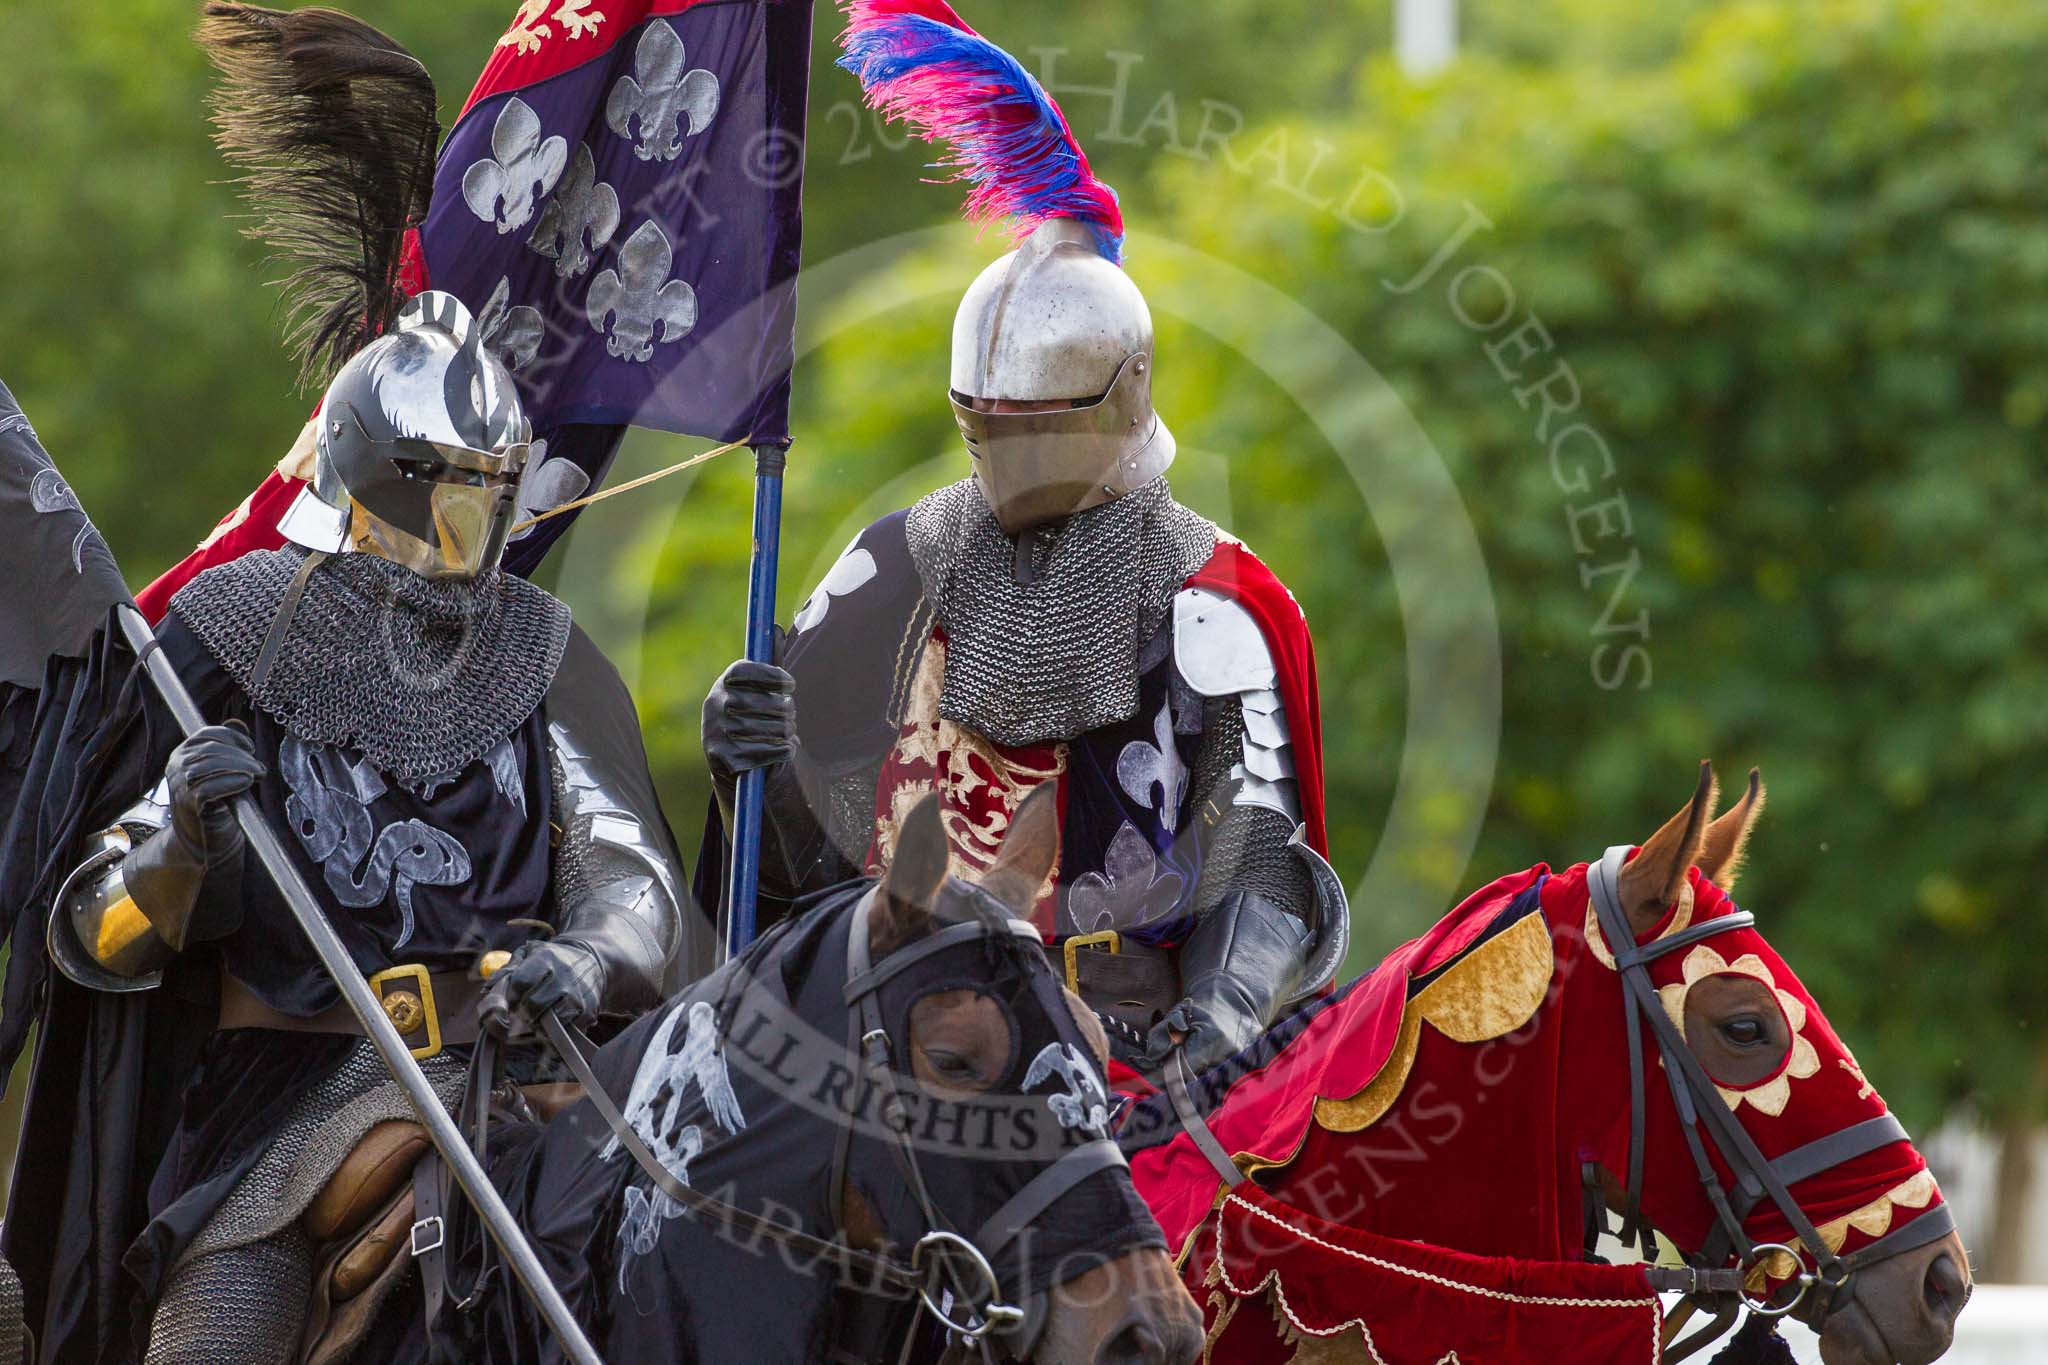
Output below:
[295,1085,584,1364]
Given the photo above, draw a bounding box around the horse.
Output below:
[447,787,1205,1364]
[1125,764,1971,1365]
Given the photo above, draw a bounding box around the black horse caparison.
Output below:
[434,790,1204,1364]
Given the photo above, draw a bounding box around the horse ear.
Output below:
[875,794,949,954]
[1616,761,1717,935]
[979,786,1060,917]
[1696,767,1765,893]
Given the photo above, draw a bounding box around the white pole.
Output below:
[1395,0,1458,76]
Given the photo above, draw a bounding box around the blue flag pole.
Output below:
[724,441,788,959]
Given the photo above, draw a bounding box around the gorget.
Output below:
[905,477,1216,746]
[171,547,571,785]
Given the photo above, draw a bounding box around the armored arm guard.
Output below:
[49,783,177,992]
[752,754,874,909]
[1174,586,1341,960]
[1147,587,1350,1068]
[547,716,683,1019]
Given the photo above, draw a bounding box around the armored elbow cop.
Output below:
[50,785,178,993]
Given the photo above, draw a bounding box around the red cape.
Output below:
[1130,865,1545,1246]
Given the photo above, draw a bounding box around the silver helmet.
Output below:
[949,219,1175,536]
[278,290,531,579]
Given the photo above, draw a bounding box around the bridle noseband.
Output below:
[554,886,1130,1364]
[836,886,1131,1361]
[1584,847,1956,1359]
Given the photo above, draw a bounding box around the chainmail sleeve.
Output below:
[1188,697,1314,922]
[548,743,592,917]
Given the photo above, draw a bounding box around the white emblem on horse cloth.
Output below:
[607,1000,747,1280]
[1024,1043,1110,1136]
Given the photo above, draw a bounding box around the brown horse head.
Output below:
[1603,765,1970,1364]
[1245,763,1967,1365]
[853,790,1203,1364]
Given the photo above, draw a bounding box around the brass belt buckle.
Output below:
[1062,930,1122,993]
[369,962,442,1059]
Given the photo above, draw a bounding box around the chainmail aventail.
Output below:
[171,547,571,785]
[905,477,1215,746]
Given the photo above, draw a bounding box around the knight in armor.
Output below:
[4,12,687,1360]
[702,26,1346,1076]
[30,286,685,1362]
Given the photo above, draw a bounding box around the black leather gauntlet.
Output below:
[1141,890,1310,1074]
[125,722,264,950]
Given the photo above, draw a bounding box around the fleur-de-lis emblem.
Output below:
[1065,822,1186,936]
[1117,700,1189,833]
[462,97,568,234]
[791,543,877,633]
[510,437,591,542]
[1023,1043,1111,1136]
[477,276,544,373]
[497,0,606,56]
[586,221,699,362]
[605,22,721,162]
[529,143,620,279]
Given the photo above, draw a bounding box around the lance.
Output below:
[723,439,789,960]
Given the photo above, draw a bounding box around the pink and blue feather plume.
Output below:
[837,0,1126,264]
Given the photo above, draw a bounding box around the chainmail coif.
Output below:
[905,477,1216,747]
[172,546,571,784]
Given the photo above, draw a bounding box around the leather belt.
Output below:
[1046,933,1177,1033]
[218,963,485,1059]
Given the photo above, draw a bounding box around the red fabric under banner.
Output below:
[1189,1184,1666,1364]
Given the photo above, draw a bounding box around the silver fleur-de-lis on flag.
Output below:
[462,97,569,234]
[529,142,620,279]
[586,221,699,363]
[477,276,544,373]
[510,437,592,543]
[605,22,721,162]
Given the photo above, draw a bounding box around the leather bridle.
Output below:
[546,885,1131,1364]
[1583,846,1957,1360]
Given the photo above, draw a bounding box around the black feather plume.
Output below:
[196,3,440,390]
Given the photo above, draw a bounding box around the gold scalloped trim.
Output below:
[1272,1301,1389,1364]
[1586,878,1695,971]
[1655,945,1821,1117]
[1746,1168,1941,1288]
[1312,1009,1425,1134]
[1313,912,1555,1134]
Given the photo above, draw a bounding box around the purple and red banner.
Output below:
[139,0,811,616]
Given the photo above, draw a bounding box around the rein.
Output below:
[543,887,1131,1364]
[1583,847,1956,1360]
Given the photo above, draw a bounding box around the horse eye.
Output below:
[1721,1017,1767,1047]
[925,1048,976,1077]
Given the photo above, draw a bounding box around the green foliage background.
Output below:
[3,0,2045,1146]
